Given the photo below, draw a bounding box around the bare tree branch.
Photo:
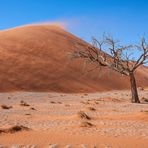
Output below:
[71,35,148,103]
[132,38,148,70]
[71,35,148,76]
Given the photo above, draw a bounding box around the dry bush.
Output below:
[80,121,94,127]
[141,110,148,113]
[25,113,31,116]
[77,111,91,120]
[50,101,56,104]
[0,129,5,134]
[87,107,96,111]
[142,97,148,102]
[20,100,30,106]
[0,125,30,134]
[8,125,30,133]
[30,107,36,110]
[1,105,12,109]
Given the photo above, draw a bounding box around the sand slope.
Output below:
[0,25,147,92]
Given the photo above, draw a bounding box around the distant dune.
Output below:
[0,25,147,92]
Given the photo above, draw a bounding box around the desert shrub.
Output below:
[1,105,12,109]
[8,125,30,133]
[77,111,91,120]
[142,97,148,102]
[87,107,96,111]
[50,101,56,104]
[30,107,36,110]
[20,100,30,106]
[80,121,94,127]
[0,125,30,134]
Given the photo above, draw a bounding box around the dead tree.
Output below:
[72,36,148,103]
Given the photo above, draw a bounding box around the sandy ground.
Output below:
[0,90,148,148]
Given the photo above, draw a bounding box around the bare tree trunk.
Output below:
[129,72,140,103]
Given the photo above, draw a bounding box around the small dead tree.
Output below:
[72,36,148,103]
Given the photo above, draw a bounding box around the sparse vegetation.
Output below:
[8,97,11,99]
[141,110,148,113]
[77,111,91,120]
[50,101,62,104]
[20,100,30,106]
[50,101,56,104]
[0,129,4,134]
[1,104,12,109]
[0,125,30,134]
[80,121,94,127]
[30,107,36,110]
[25,113,31,116]
[142,97,148,102]
[8,125,30,133]
[87,107,96,111]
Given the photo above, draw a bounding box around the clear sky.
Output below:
[0,0,148,43]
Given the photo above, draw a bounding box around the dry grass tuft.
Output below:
[142,97,148,102]
[8,125,30,133]
[77,111,91,120]
[8,97,11,99]
[0,129,5,134]
[20,100,30,106]
[142,110,148,113]
[25,113,31,116]
[50,101,56,104]
[30,107,36,110]
[0,125,30,134]
[80,121,94,128]
[87,107,96,111]
[1,104,12,109]
[141,110,148,113]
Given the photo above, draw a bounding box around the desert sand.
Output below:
[0,25,147,92]
[0,90,148,147]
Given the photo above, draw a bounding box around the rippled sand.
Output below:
[0,90,148,147]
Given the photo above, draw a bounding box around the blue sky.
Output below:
[0,0,148,43]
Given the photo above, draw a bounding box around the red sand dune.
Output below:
[0,25,147,92]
